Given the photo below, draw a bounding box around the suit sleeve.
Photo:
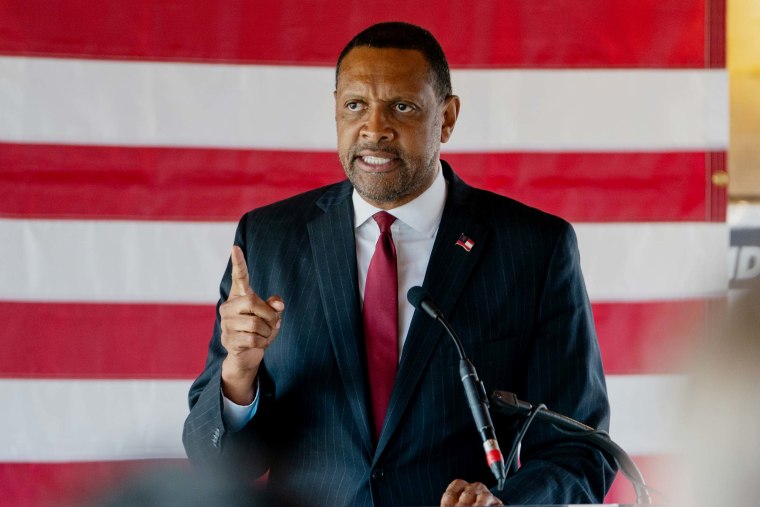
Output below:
[496,222,617,504]
[181,213,272,476]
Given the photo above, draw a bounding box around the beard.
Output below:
[339,142,438,207]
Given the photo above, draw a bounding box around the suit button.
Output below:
[371,468,385,480]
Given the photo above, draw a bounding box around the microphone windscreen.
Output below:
[406,285,428,309]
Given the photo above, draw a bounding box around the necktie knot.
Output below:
[373,211,396,234]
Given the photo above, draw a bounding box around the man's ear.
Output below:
[440,95,460,144]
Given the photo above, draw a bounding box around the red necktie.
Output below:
[363,211,398,439]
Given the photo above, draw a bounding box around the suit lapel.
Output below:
[307,181,373,454]
[375,165,491,458]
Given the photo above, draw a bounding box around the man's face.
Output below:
[335,47,459,209]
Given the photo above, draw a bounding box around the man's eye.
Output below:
[346,102,363,111]
[394,103,413,112]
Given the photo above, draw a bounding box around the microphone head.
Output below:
[406,285,429,310]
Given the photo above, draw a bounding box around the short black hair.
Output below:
[335,21,452,101]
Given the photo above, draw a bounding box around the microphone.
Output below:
[407,286,507,490]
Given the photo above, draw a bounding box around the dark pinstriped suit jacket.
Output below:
[183,161,616,506]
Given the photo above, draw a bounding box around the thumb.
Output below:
[229,245,253,298]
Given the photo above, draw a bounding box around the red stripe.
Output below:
[595,299,723,375]
[447,151,724,223]
[0,0,711,68]
[0,460,185,507]
[708,0,727,67]
[0,143,722,223]
[0,300,712,378]
[0,302,213,379]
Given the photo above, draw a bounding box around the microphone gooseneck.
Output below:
[406,286,507,490]
[407,286,466,358]
[490,390,652,504]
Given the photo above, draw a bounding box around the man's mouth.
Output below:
[361,155,393,166]
[353,149,400,172]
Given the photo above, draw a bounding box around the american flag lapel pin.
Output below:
[455,233,474,252]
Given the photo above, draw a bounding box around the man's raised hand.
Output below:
[219,245,284,405]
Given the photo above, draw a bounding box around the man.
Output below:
[183,22,615,506]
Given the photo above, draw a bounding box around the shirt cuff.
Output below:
[221,382,259,432]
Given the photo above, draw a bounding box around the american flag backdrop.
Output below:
[0,1,727,505]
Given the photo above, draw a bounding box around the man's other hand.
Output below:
[219,245,284,405]
[441,479,503,506]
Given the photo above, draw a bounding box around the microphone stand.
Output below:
[490,390,652,505]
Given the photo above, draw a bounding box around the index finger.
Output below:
[229,245,252,298]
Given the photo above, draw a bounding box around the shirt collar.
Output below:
[352,161,446,238]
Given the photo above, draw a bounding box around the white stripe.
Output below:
[0,56,727,151]
[0,374,678,461]
[728,202,760,228]
[0,219,726,303]
[575,222,728,301]
[449,69,728,152]
[607,373,687,455]
[0,379,190,461]
[0,219,236,303]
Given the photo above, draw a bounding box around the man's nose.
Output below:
[361,107,395,142]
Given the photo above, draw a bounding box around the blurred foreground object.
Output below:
[83,464,290,507]
[683,278,760,505]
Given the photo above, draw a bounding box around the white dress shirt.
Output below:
[223,163,447,430]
